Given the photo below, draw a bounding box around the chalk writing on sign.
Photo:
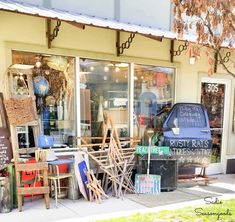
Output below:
[178,105,205,128]
[0,129,12,170]
[170,147,212,167]
[168,139,211,149]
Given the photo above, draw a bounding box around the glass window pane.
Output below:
[133,65,175,145]
[79,59,129,138]
[12,51,76,148]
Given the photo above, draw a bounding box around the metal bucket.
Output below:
[0,177,11,213]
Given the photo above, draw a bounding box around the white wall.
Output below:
[51,0,115,19]
[120,0,171,30]
[13,0,172,30]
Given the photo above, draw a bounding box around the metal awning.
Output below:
[0,0,233,50]
[0,0,198,43]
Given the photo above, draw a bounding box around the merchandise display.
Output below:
[11,51,76,147]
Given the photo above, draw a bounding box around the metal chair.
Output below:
[47,158,75,207]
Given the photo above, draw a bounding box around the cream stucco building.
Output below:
[0,0,235,175]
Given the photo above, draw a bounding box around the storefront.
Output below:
[0,1,234,177]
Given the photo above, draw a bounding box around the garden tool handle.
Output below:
[147,136,151,175]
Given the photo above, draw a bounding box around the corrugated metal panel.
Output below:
[0,0,191,40]
[0,0,233,48]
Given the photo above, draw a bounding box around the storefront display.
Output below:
[79,59,129,138]
[133,65,175,145]
[12,51,76,148]
[10,52,176,149]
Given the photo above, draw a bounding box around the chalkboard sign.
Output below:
[0,132,13,170]
[0,93,12,170]
[164,139,212,167]
[163,103,212,167]
[178,105,206,128]
[165,104,207,129]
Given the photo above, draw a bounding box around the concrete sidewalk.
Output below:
[0,174,234,222]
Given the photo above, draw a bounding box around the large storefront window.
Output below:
[79,59,129,138]
[12,51,76,148]
[133,65,175,145]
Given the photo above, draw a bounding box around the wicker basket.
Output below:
[4,97,36,125]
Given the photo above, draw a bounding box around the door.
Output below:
[200,77,231,174]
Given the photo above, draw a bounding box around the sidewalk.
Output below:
[0,174,234,222]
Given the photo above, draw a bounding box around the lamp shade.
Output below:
[37,135,54,148]
[46,56,68,72]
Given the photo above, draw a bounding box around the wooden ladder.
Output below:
[5,65,50,211]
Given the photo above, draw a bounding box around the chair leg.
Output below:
[55,165,61,195]
[44,193,50,209]
[53,179,58,207]
[17,194,23,212]
[72,176,75,201]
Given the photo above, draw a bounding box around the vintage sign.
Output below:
[135,174,161,194]
[164,138,212,167]
[163,103,212,167]
[136,145,170,155]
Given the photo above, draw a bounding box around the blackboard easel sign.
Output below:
[0,93,12,170]
[163,103,212,168]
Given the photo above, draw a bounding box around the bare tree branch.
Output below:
[172,0,235,76]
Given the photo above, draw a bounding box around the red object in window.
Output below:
[155,72,167,87]
[139,114,145,126]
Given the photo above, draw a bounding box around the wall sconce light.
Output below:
[115,67,120,72]
[104,66,109,72]
[189,56,196,65]
[36,61,42,68]
[47,56,68,72]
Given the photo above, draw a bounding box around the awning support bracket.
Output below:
[170,40,188,63]
[214,51,231,73]
[116,31,135,56]
[46,18,62,48]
